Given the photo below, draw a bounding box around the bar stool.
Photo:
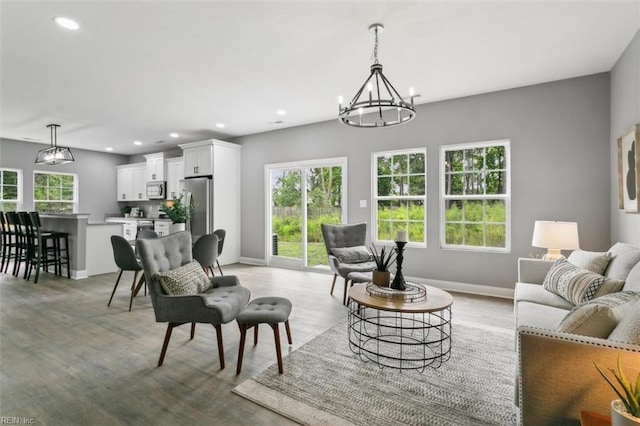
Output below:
[30,212,70,278]
[5,212,26,277]
[0,212,14,273]
[236,297,293,374]
[19,212,58,283]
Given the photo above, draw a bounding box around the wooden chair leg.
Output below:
[132,273,145,297]
[158,323,176,366]
[271,323,284,374]
[284,320,293,345]
[330,274,337,295]
[216,259,223,275]
[254,324,259,345]
[236,323,248,374]
[190,322,196,340]
[128,270,139,312]
[343,277,350,305]
[107,270,123,307]
[213,324,225,369]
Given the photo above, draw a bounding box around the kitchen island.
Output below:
[40,214,121,278]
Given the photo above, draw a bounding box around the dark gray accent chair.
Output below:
[321,223,376,304]
[136,231,250,369]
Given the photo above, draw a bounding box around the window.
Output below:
[440,140,510,251]
[33,171,78,213]
[373,148,426,245]
[0,168,22,211]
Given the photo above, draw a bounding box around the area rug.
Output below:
[233,320,518,426]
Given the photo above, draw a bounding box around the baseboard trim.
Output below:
[72,270,88,280]
[406,275,514,299]
[239,257,266,266]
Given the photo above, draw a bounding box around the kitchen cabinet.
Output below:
[144,154,165,181]
[105,218,138,240]
[116,163,147,202]
[154,220,171,237]
[165,157,184,200]
[182,144,213,177]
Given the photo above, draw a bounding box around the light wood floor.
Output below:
[0,264,514,425]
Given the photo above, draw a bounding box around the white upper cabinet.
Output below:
[165,157,185,200]
[182,144,213,177]
[116,163,147,201]
[144,153,167,181]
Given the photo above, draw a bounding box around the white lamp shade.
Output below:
[532,221,580,250]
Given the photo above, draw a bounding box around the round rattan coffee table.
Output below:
[348,282,453,371]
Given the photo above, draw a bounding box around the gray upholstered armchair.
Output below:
[321,223,376,304]
[136,231,250,369]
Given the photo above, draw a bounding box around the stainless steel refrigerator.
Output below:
[184,176,213,242]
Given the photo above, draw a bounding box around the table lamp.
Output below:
[532,221,580,260]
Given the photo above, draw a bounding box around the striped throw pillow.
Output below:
[155,260,212,295]
[543,259,625,305]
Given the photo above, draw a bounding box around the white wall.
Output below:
[610,29,640,246]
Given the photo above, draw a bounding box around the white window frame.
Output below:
[439,139,511,253]
[33,171,79,213]
[0,168,23,211]
[372,148,427,247]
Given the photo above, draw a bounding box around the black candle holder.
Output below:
[390,241,407,291]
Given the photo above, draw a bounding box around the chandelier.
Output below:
[34,124,75,165]
[338,24,416,128]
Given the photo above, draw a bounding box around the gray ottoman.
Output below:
[236,297,293,374]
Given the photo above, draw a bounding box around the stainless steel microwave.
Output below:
[146,181,166,199]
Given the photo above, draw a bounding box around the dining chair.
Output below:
[213,229,226,275]
[109,235,145,311]
[192,233,219,277]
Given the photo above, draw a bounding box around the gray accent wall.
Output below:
[610,29,640,246]
[234,73,611,289]
[0,138,127,222]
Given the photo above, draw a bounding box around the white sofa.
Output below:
[514,243,640,426]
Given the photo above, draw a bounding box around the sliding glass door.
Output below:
[266,158,347,270]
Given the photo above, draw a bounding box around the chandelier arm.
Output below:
[379,72,408,106]
[348,71,376,108]
[374,72,384,120]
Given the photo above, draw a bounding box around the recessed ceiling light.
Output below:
[276,109,287,116]
[105,147,113,151]
[170,133,179,138]
[133,141,142,145]
[54,16,79,30]
[216,123,225,128]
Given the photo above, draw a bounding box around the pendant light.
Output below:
[34,124,75,165]
[338,24,416,128]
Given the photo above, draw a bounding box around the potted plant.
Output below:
[163,193,194,233]
[370,244,396,287]
[595,356,640,425]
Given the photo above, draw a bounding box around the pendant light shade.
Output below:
[35,124,75,165]
[338,24,416,128]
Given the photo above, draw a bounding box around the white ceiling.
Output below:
[1,1,639,156]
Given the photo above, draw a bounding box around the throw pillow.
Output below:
[607,300,640,344]
[155,260,212,295]
[566,250,611,275]
[543,259,625,305]
[604,242,640,280]
[622,261,640,292]
[557,291,640,338]
[330,246,371,263]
